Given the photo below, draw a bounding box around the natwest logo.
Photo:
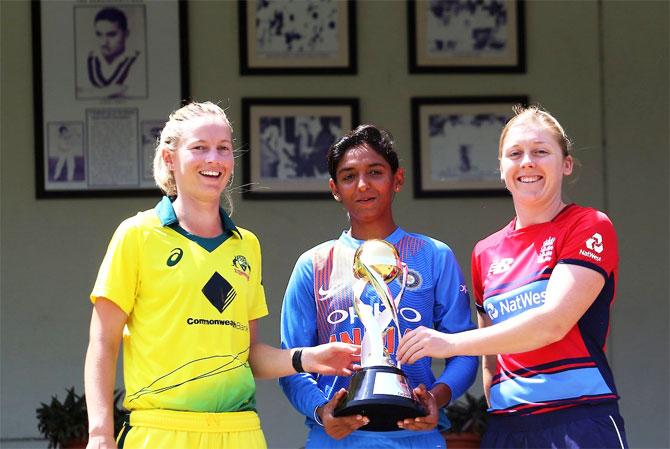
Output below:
[485,303,498,320]
[488,258,514,275]
[585,233,604,253]
[580,232,604,262]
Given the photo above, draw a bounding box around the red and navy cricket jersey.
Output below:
[471,204,620,416]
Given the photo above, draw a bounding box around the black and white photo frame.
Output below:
[239,0,357,75]
[241,98,359,199]
[408,0,525,73]
[411,96,528,197]
[32,0,188,198]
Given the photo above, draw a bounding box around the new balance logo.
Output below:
[488,258,514,275]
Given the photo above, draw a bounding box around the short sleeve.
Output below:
[246,233,269,321]
[557,210,618,280]
[471,243,486,313]
[90,218,140,315]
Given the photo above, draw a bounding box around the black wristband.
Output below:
[292,347,305,373]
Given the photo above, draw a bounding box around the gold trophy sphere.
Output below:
[353,239,402,283]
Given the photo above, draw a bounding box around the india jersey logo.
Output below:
[232,255,251,280]
[167,248,183,267]
[404,269,422,290]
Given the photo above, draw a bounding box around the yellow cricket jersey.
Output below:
[91,196,268,413]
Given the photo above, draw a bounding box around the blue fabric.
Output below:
[483,404,628,449]
[279,227,478,440]
[490,367,613,410]
[306,426,445,449]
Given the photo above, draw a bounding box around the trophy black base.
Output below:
[333,365,426,431]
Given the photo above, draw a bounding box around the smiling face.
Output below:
[500,121,573,211]
[163,115,234,204]
[329,144,404,235]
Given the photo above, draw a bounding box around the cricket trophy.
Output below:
[333,239,426,430]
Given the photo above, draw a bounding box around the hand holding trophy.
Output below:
[333,239,426,430]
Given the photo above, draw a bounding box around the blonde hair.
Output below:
[153,101,234,211]
[498,105,572,159]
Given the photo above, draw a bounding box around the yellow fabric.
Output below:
[118,409,267,449]
[91,207,268,413]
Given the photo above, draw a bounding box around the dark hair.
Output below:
[94,7,128,31]
[327,124,399,181]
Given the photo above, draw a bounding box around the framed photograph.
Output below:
[408,0,525,73]
[32,0,189,198]
[242,98,359,199]
[411,96,528,197]
[239,0,357,75]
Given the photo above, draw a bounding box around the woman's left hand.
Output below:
[397,326,452,364]
[397,384,439,431]
[301,342,361,376]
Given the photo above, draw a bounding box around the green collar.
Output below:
[154,196,242,239]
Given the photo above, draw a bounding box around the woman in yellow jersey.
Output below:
[84,102,359,449]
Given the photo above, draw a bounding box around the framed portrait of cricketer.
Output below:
[239,0,357,75]
[408,0,526,73]
[32,0,189,198]
[411,96,527,197]
[241,98,360,199]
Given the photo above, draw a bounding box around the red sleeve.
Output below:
[471,243,486,313]
[557,209,618,280]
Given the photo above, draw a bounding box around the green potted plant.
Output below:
[36,387,126,449]
[443,393,489,449]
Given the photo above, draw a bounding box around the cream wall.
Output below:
[1,1,667,448]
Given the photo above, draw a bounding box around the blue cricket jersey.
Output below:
[279,227,478,432]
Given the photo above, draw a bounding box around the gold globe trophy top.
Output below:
[353,239,402,283]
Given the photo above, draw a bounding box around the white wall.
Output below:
[602,2,670,447]
[1,1,667,448]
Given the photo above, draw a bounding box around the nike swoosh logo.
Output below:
[318,287,330,297]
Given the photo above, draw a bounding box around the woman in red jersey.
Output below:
[398,105,628,449]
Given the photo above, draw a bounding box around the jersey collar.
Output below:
[340,226,405,248]
[154,195,242,239]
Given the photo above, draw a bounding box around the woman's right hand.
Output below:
[86,434,117,449]
[317,389,369,440]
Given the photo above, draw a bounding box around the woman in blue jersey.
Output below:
[398,106,628,448]
[84,101,359,449]
[279,124,478,448]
